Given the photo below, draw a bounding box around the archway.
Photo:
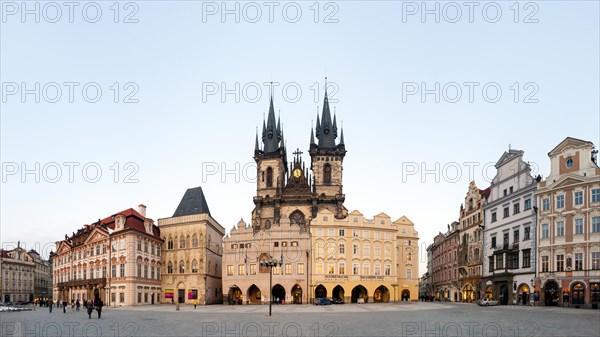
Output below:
[401,289,410,301]
[272,284,285,304]
[544,281,559,306]
[462,284,474,302]
[332,285,345,302]
[485,286,493,299]
[572,283,585,305]
[291,284,303,304]
[177,282,186,303]
[315,284,327,299]
[499,284,508,305]
[351,285,368,303]
[518,284,530,305]
[374,285,390,303]
[228,286,242,305]
[247,284,261,304]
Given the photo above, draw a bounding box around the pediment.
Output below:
[550,175,586,189]
[84,227,108,244]
[495,150,523,168]
[549,137,593,156]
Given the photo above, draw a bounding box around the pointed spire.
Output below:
[333,108,338,138]
[263,94,279,153]
[339,127,345,145]
[310,121,315,145]
[318,78,336,148]
[255,127,260,151]
[277,110,282,142]
[315,111,321,139]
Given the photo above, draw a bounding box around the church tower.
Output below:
[309,84,347,219]
[252,95,287,231]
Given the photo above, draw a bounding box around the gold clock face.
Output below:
[293,168,302,178]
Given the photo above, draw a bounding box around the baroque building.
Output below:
[458,181,489,302]
[27,249,53,302]
[482,149,537,305]
[0,243,35,303]
[535,137,600,308]
[222,88,419,304]
[158,187,225,305]
[53,205,163,306]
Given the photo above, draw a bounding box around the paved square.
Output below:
[1,303,599,336]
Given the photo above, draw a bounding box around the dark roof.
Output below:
[173,187,211,217]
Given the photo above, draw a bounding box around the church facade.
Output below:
[222,88,419,304]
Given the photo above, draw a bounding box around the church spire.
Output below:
[310,121,315,145]
[255,127,260,151]
[317,79,336,148]
[263,95,280,153]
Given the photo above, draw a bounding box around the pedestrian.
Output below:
[193,299,197,309]
[76,300,80,311]
[63,300,67,313]
[96,298,103,319]
[87,301,94,319]
[48,299,53,313]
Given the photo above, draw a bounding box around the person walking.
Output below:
[48,299,53,313]
[96,298,103,319]
[76,299,80,311]
[193,299,197,309]
[63,300,67,313]
[87,301,94,319]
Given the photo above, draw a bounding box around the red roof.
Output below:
[66,208,160,243]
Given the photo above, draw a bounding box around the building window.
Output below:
[491,212,497,222]
[592,252,600,270]
[523,249,531,268]
[137,264,142,277]
[120,264,125,277]
[137,240,142,251]
[574,253,583,271]
[556,195,565,209]
[352,230,359,237]
[167,238,173,250]
[384,264,391,276]
[491,236,496,248]
[541,224,549,238]
[238,265,246,275]
[316,228,323,236]
[524,198,531,210]
[339,262,345,274]
[556,254,564,272]
[323,164,332,185]
[374,244,381,257]
[111,265,116,277]
[514,229,519,243]
[353,244,358,255]
[179,237,185,249]
[524,226,530,240]
[192,234,199,248]
[363,243,370,256]
[556,221,565,237]
[592,189,600,203]
[363,263,370,275]
[250,264,256,275]
[328,229,334,236]
[592,217,600,233]
[503,207,510,218]
[374,263,380,276]
[266,167,273,187]
[406,268,412,279]
[513,203,520,214]
[167,262,173,274]
[179,261,185,273]
[353,263,359,275]
[503,232,509,247]
[592,283,600,302]
[338,229,345,237]
[541,256,549,272]
[363,230,370,238]
[542,198,550,211]
[327,263,335,274]
[339,243,345,254]
[575,219,584,235]
[574,191,583,206]
[297,263,304,275]
[102,266,106,278]
[496,254,503,270]
[119,293,125,303]
[508,252,519,269]
[192,260,198,273]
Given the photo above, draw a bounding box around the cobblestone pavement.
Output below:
[1,302,598,336]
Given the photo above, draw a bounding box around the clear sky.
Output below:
[1,1,599,276]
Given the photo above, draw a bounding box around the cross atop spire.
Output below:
[293,148,303,161]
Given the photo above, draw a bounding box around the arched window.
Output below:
[167,262,173,274]
[192,259,198,273]
[192,234,199,248]
[179,261,185,273]
[265,220,272,229]
[323,164,332,185]
[179,236,185,249]
[167,237,173,250]
[266,167,273,187]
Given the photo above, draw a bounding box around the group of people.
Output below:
[44,298,104,318]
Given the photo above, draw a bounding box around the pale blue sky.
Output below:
[1,1,599,275]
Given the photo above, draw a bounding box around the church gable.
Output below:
[548,137,593,156]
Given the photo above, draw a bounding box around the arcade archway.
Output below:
[228,286,242,305]
[351,285,368,303]
[332,285,345,302]
[401,289,410,301]
[315,284,327,299]
[544,281,559,306]
[291,284,303,304]
[247,284,261,304]
[374,285,390,303]
[272,284,285,304]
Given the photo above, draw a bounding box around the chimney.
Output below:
[138,204,147,218]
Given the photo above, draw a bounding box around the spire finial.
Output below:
[509,143,512,150]
[324,75,328,95]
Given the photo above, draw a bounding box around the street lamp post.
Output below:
[260,257,282,316]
